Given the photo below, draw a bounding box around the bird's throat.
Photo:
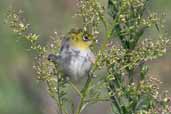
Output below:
[70,40,89,50]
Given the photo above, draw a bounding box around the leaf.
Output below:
[140,65,149,80]
[155,23,160,32]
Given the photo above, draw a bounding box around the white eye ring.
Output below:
[83,36,89,41]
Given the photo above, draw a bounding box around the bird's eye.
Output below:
[82,36,89,41]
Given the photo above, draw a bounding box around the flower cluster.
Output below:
[75,0,105,36]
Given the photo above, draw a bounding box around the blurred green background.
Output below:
[0,0,171,114]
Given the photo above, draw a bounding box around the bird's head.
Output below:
[68,29,94,50]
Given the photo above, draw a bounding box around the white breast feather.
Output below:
[60,47,93,80]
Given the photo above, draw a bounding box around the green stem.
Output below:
[111,95,123,114]
[57,76,63,114]
[84,97,110,103]
[69,81,82,97]
[54,65,67,114]
[128,69,134,84]
[75,75,92,114]
[109,81,123,114]
[125,50,134,84]
[46,80,68,114]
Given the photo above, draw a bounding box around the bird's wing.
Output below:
[60,37,70,52]
[48,38,70,64]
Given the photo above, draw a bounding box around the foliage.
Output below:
[106,0,171,114]
[6,0,171,114]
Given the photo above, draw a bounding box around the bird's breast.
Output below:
[69,51,92,80]
[61,48,93,80]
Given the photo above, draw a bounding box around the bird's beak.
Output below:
[89,39,98,48]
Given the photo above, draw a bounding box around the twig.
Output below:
[69,81,82,97]
[75,75,92,114]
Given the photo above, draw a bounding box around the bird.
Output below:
[48,29,96,81]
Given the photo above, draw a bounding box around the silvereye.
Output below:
[48,29,95,81]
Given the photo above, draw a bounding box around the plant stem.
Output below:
[69,81,82,97]
[75,75,92,114]
[109,81,123,114]
[57,76,63,114]
[125,50,134,84]
[84,97,110,103]
[74,16,114,113]
[54,64,65,114]
[128,69,134,84]
[111,95,123,114]
[46,80,68,114]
